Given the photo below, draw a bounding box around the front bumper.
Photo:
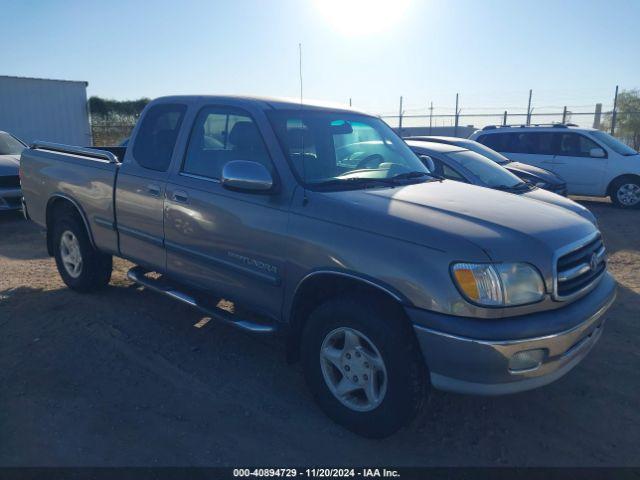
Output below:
[0,187,22,211]
[408,272,616,395]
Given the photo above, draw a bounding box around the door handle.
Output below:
[172,190,189,203]
[147,183,161,197]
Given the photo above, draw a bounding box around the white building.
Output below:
[0,75,91,145]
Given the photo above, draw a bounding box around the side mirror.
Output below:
[221,160,274,193]
[419,155,435,173]
[590,148,606,158]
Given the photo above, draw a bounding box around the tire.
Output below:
[301,294,428,438]
[610,176,640,209]
[52,211,112,292]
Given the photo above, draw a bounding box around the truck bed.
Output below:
[20,142,121,255]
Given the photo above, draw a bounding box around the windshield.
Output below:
[463,140,511,165]
[590,131,638,156]
[0,132,26,156]
[267,110,429,187]
[446,150,523,188]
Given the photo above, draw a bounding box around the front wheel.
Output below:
[610,177,640,209]
[53,212,112,292]
[301,295,428,438]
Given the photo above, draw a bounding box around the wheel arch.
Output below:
[286,270,412,363]
[45,194,95,256]
[607,173,640,197]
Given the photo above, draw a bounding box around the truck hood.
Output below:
[0,155,19,176]
[316,180,596,265]
[520,187,596,224]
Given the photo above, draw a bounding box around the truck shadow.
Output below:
[1,280,638,466]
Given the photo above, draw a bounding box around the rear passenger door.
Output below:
[116,103,187,271]
[163,105,289,320]
[552,132,608,195]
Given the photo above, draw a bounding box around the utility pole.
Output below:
[429,101,433,134]
[454,93,459,137]
[349,98,352,107]
[594,103,603,129]
[562,106,567,124]
[611,85,619,135]
[398,96,403,131]
[503,110,508,126]
[526,89,533,125]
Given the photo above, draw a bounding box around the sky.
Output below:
[2,0,639,118]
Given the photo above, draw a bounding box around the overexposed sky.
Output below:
[2,0,638,116]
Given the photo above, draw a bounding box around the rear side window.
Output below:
[477,134,506,152]
[182,107,273,180]
[557,133,602,157]
[478,132,554,155]
[133,104,187,171]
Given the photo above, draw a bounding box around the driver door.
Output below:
[163,105,289,320]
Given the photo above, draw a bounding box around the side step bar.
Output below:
[126,266,276,334]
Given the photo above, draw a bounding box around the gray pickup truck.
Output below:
[21,96,616,437]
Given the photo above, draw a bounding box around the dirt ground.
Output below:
[0,198,639,467]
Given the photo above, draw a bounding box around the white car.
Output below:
[469,124,640,208]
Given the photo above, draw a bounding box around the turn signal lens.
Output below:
[453,268,479,300]
[452,263,503,306]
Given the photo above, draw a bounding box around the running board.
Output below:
[126,266,276,334]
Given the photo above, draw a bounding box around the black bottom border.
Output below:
[0,468,638,480]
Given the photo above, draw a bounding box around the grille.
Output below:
[556,234,606,299]
[0,175,20,188]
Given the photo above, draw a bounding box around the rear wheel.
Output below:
[301,294,428,438]
[610,176,640,209]
[53,211,112,292]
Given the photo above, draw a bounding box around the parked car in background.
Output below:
[469,125,640,208]
[0,131,26,211]
[20,96,616,437]
[406,140,597,224]
[405,135,568,196]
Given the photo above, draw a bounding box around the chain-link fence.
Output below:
[91,122,135,146]
[381,109,640,150]
[89,107,640,151]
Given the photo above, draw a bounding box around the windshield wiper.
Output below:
[311,177,397,189]
[389,171,429,180]
[390,171,444,181]
[494,182,529,192]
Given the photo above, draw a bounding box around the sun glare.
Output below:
[313,0,411,36]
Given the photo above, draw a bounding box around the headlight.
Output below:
[451,262,545,307]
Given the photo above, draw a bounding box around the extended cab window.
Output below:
[133,104,187,171]
[182,107,273,179]
[557,133,604,158]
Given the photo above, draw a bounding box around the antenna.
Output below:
[299,43,303,105]
[298,43,308,205]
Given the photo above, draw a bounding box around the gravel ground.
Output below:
[0,198,639,467]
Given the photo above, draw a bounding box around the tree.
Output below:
[88,96,151,122]
[603,89,640,150]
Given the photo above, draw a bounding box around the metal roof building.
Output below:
[0,75,91,145]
